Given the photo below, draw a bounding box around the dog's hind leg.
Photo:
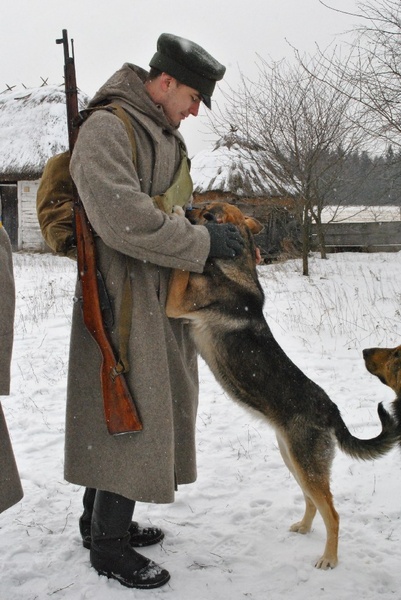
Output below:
[277,433,339,569]
[276,433,317,534]
[292,457,339,569]
[304,480,339,569]
[289,494,317,535]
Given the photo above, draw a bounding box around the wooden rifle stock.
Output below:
[57,29,142,435]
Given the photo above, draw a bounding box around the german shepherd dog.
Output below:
[166,202,397,569]
[363,345,401,444]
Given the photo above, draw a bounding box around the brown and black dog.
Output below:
[363,345,401,443]
[167,202,398,570]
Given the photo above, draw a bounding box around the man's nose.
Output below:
[189,102,200,117]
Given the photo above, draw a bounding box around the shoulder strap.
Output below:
[75,103,137,375]
[106,103,138,169]
[77,104,137,168]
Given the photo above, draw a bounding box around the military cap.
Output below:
[149,33,226,109]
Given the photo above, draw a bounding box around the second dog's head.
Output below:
[363,345,401,396]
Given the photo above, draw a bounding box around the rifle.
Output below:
[56,29,142,435]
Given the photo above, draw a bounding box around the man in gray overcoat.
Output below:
[0,222,23,514]
[66,33,243,589]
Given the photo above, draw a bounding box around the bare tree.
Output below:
[317,0,401,147]
[211,55,364,275]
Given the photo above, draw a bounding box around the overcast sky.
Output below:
[1,0,360,155]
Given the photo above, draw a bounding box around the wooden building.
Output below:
[190,139,300,260]
[191,141,401,256]
[0,85,88,251]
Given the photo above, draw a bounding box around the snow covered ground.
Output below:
[1,251,400,600]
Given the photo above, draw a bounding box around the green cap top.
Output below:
[149,33,226,109]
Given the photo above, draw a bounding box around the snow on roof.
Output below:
[0,84,88,180]
[190,141,282,197]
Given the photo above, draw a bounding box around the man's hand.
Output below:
[205,222,244,258]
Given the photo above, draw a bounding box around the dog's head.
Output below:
[186,202,263,235]
[363,345,401,396]
[186,202,264,263]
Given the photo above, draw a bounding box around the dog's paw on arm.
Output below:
[172,205,185,217]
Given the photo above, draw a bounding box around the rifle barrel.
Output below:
[58,29,142,435]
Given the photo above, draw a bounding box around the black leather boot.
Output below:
[90,490,170,589]
[79,488,96,547]
[79,487,164,549]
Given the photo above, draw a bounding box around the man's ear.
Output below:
[160,72,176,92]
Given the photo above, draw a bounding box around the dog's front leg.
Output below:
[166,269,191,318]
[166,269,213,319]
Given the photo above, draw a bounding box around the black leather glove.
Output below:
[205,222,245,259]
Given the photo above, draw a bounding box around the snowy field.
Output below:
[1,251,400,600]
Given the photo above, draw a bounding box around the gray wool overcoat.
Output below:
[0,225,23,513]
[65,64,211,503]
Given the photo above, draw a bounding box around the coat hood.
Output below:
[89,63,178,134]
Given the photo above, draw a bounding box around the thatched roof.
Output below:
[0,85,88,181]
[191,137,283,197]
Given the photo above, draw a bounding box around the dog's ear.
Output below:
[244,216,264,235]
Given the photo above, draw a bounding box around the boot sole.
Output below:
[95,567,171,589]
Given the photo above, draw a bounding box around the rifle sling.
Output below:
[115,262,132,374]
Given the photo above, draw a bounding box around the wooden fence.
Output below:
[311,221,401,252]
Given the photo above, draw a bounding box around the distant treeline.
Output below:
[326,146,401,206]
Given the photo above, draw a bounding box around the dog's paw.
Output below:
[172,205,185,217]
[289,521,311,535]
[315,554,338,570]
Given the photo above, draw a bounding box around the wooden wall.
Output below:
[311,221,401,252]
[18,180,46,251]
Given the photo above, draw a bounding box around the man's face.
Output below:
[161,78,202,127]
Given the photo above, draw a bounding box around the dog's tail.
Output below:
[334,402,397,460]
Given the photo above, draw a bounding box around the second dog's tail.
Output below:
[334,402,397,460]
